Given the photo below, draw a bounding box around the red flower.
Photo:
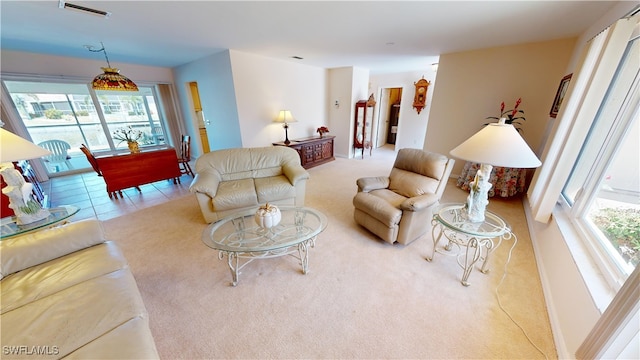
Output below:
[511,98,522,117]
[485,98,526,132]
[316,126,329,134]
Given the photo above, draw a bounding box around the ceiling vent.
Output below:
[58,1,111,18]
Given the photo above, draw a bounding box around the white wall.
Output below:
[0,50,173,84]
[370,69,437,152]
[228,50,328,148]
[328,67,356,158]
[425,38,576,176]
[326,66,371,158]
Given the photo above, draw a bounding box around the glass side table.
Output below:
[427,203,514,286]
[1,205,80,240]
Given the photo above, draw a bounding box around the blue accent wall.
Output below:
[174,50,242,153]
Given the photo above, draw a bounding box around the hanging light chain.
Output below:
[87,42,112,68]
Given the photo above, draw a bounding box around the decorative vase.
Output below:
[319,132,324,138]
[127,141,140,153]
[255,203,281,229]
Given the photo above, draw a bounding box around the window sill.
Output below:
[552,204,618,314]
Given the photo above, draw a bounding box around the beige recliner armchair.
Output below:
[353,148,454,245]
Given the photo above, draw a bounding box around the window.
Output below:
[2,80,168,175]
[561,34,639,287]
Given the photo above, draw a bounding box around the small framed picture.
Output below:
[550,74,572,118]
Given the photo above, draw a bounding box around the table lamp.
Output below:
[274,110,297,145]
[449,118,541,222]
[1,126,52,225]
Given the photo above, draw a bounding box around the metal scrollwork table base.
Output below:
[202,206,327,286]
[427,203,515,286]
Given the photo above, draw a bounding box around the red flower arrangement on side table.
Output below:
[316,126,329,138]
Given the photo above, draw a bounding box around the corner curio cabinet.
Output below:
[353,95,376,158]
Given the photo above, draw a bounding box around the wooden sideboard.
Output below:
[273,136,335,169]
[96,147,181,198]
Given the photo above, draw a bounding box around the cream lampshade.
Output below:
[1,128,51,162]
[1,127,52,225]
[274,110,297,145]
[449,118,541,222]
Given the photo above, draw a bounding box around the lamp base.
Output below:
[283,123,290,145]
[14,207,51,225]
[465,164,493,223]
[0,164,51,225]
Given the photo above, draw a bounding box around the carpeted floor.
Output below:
[104,147,557,359]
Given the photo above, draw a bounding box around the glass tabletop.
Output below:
[433,203,510,238]
[1,205,80,239]
[202,206,328,252]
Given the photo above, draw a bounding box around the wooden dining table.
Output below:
[95,147,182,199]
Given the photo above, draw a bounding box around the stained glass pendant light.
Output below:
[87,42,138,91]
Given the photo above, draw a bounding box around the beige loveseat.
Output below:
[0,219,159,359]
[189,146,310,223]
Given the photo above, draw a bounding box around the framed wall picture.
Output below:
[550,74,572,118]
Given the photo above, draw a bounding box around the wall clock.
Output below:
[413,77,431,114]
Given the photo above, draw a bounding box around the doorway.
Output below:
[189,82,210,153]
[375,87,402,149]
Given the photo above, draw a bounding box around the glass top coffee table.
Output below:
[1,205,80,240]
[202,206,327,286]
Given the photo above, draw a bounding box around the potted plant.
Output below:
[485,98,525,132]
[316,126,330,138]
[112,126,143,153]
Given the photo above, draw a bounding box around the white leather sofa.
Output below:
[189,146,310,223]
[0,219,159,359]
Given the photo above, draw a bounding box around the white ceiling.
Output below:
[0,1,625,74]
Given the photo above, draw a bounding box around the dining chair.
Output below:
[38,139,73,172]
[79,144,102,176]
[178,135,194,177]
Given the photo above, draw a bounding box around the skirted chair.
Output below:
[353,148,454,245]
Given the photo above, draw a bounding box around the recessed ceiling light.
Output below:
[386,42,395,46]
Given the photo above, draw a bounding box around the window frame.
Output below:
[559,34,640,290]
[1,75,172,176]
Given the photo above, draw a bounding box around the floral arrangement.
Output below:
[112,126,143,144]
[316,126,330,135]
[486,98,525,132]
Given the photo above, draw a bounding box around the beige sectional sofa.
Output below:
[0,219,159,359]
[189,146,310,223]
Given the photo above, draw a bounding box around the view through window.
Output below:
[562,34,639,285]
[3,80,167,176]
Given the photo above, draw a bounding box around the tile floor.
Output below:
[44,172,193,222]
